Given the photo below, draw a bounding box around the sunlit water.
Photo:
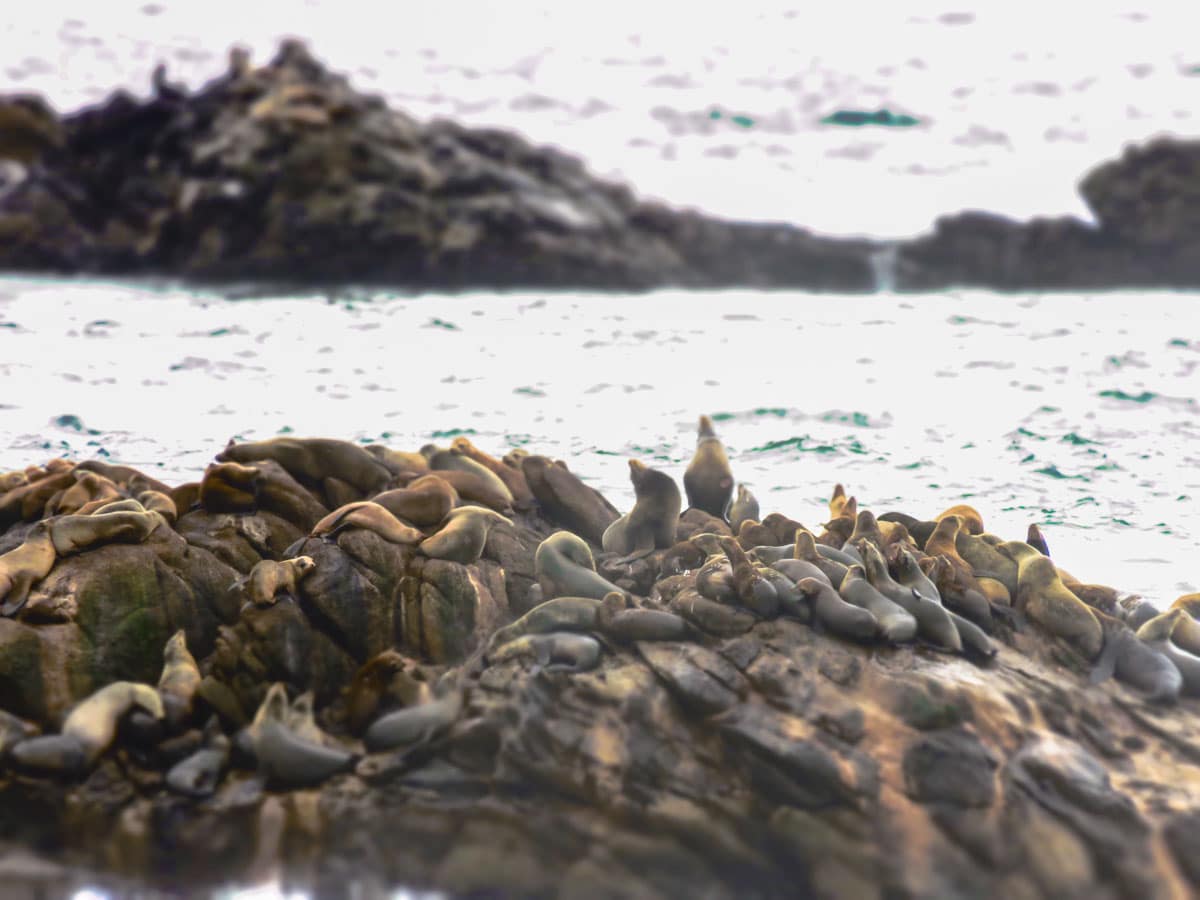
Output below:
[5,0,1200,237]
[1,277,1197,605]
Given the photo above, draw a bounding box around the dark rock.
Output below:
[903,730,997,807]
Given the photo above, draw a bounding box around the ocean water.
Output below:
[1,277,1197,606]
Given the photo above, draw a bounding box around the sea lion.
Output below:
[1168,595,1200,655]
[0,468,75,527]
[218,437,392,495]
[418,506,512,564]
[364,444,430,478]
[725,484,760,534]
[370,475,458,527]
[63,681,164,765]
[422,468,514,514]
[200,461,259,513]
[920,555,993,631]
[250,685,356,786]
[1015,555,1103,659]
[671,588,756,636]
[795,577,878,642]
[158,630,202,726]
[924,516,976,581]
[956,530,1018,596]
[793,530,849,586]
[847,510,886,552]
[719,536,778,617]
[857,541,961,652]
[422,444,515,508]
[893,548,940,601]
[344,650,430,735]
[47,506,164,556]
[735,519,777,551]
[762,512,804,545]
[746,542,797,565]
[828,484,850,519]
[769,557,831,587]
[49,470,122,515]
[170,482,201,516]
[1136,610,1200,695]
[136,490,179,525]
[683,415,734,519]
[695,548,737,604]
[312,501,423,545]
[243,556,316,608]
[756,565,810,621]
[0,470,28,493]
[1089,621,1181,703]
[597,592,694,642]
[601,461,682,562]
[75,460,173,496]
[878,512,936,549]
[488,596,602,653]
[936,504,984,535]
[489,632,603,673]
[947,610,996,660]
[839,565,917,643]
[520,455,619,545]
[534,531,623,600]
[287,691,336,748]
[363,676,467,752]
[449,436,535,509]
[166,718,231,799]
[0,521,56,616]
[1026,524,1051,557]
[817,515,854,550]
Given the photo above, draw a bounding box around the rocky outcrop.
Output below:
[0,42,876,293]
[3,436,1200,897]
[5,41,1200,292]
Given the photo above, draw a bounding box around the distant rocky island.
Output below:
[0,40,1198,293]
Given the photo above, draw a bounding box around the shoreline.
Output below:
[1,40,1198,293]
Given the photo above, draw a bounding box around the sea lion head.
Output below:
[697,415,717,441]
[130,683,166,720]
[253,683,291,728]
[164,629,189,661]
[690,533,725,556]
[291,555,317,577]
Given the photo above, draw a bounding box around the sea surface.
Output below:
[1,277,1197,606]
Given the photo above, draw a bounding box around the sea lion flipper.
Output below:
[1088,634,1121,685]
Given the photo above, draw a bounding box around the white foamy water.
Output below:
[4,0,1199,235]
[1,277,1197,604]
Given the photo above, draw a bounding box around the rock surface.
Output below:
[2,435,1200,898]
[2,41,1198,292]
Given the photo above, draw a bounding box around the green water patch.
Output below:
[52,414,100,435]
[1168,338,1196,349]
[821,108,919,127]
[513,386,546,397]
[1074,496,1099,507]
[749,436,838,455]
[1098,389,1157,403]
[277,425,294,434]
[1036,405,1061,414]
[1019,453,1035,463]
[1016,427,1047,441]
[0,321,18,329]
[430,427,477,438]
[1060,432,1097,446]
[1034,465,1089,481]
[426,318,460,331]
[820,411,873,427]
[1094,462,1122,472]
[709,109,756,128]
[897,460,927,470]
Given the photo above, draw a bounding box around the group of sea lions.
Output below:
[1,418,1199,791]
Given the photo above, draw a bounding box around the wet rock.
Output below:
[903,730,997,807]
[638,643,745,716]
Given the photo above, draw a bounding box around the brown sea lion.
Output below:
[422,444,515,508]
[847,510,885,552]
[857,540,961,651]
[762,512,804,545]
[924,516,975,582]
[488,632,603,673]
[219,437,391,495]
[1015,555,1103,659]
[200,461,259,513]
[796,577,878,642]
[601,460,682,562]
[878,512,936,550]
[170,482,201,516]
[719,536,778,617]
[248,684,356,786]
[828,484,850,519]
[521,455,619,545]
[134,490,179,524]
[65,682,164,765]
[682,415,734,519]
[936,504,984,535]
[344,650,430,735]
[0,468,75,527]
[793,530,849,586]
[1168,595,1200,655]
[244,556,316,608]
[1026,523,1051,556]
[48,506,164,556]
[956,530,1018,595]
[363,677,467,752]
[449,436,534,509]
[596,591,693,643]
[74,460,172,495]
[364,444,431,478]
[0,521,56,617]
[48,471,122,516]
[370,475,457,527]
[0,470,29,493]
[488,596,602,653]
[920,555,993,630]
[816,515,854,549]
[158,630,202,725]
[311,501,423,544]
[735,518,777,550]
[416,468,512,514]
[418,506,512,564]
